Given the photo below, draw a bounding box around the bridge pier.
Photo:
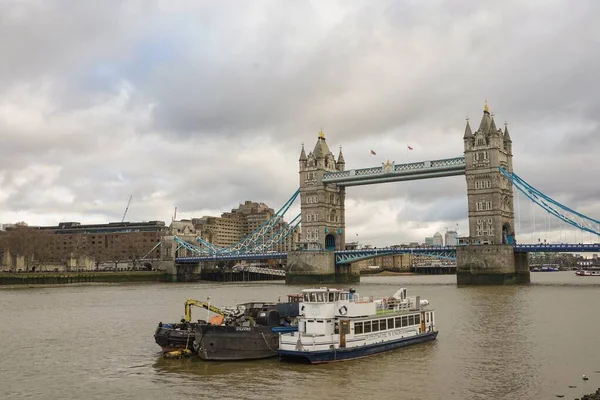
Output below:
[286,251,359,285]
[456,245,530,285]
[174,262,202,282]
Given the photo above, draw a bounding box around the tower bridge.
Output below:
[171,101,599,285]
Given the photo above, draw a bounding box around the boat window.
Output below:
[387,318,394,329]
[317,320,324,323]
[334,293,339,301]
[328,293,335,302]
[426,313,430,323]
[363,321,372,333]
[340,293,348,300]
[341,322,349,334]
[303,293,309,302]
[354,322,363,334]
[408,315,415,325]
[310,293,317,302]
[316,292,324,302]
[415,314,420,325]
[379,320,386,331]
[402,316,408,327]
[395,317,402,327]
[372,320,380,332]
[334,322,339,334]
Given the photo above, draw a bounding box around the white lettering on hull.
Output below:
[364,327,417,341]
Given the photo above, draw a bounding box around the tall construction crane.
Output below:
[121,194,133,222]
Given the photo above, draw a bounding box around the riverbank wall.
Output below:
[0,271,169,286]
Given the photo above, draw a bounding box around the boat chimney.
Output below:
[415,296,420,310]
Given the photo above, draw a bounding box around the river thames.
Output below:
[1,272,599,400]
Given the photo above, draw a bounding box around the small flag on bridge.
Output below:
[407,146,413,150]
[370,150,376,155]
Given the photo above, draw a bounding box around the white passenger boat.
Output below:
[278,287,437,363]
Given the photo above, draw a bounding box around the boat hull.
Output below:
[154,324,197,353]
[279,331,438,364]
[193,325,281,361]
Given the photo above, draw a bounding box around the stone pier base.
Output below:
[456,244,530,285]
[153,260,177,282]
[286,251,360,285]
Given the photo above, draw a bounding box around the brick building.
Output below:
[0,221,168,271]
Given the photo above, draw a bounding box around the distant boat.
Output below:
[531,266,559,272]
[575,270,600,276]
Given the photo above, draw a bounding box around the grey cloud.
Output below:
[1,0,599,245]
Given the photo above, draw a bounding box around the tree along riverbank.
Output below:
[0,271,170,286]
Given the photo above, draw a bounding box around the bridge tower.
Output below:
[457,101,529,284]
[286,131,357,284]
[463,100,515,245]
[298,130,346,251]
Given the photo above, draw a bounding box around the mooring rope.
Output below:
[260,332,278,353]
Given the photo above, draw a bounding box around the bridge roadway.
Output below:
[175,243,600,264]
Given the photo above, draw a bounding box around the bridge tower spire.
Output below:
[298,130,346,251]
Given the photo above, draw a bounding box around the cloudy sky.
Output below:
[1,0,599,246]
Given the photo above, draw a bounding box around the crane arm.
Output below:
[184,299,225,322]
[121,194,133,223]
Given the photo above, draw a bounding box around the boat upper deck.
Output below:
[297,287,428,320]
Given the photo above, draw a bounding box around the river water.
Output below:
[1,272,599,400]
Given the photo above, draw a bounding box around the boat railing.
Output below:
[351,295,373,304]
[376,299,418,313]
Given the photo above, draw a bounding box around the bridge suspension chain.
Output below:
[250,214,301,253]
[175,189,301,256]
[500,167,600,237]
[216,189,300,254]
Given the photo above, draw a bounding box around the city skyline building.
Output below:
[432,231,444,246]
[445,230,458,246]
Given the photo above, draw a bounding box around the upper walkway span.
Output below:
[322,157,466,186]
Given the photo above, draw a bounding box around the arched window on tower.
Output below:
[330,210,337,224]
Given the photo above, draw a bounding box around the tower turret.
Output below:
[299,143,307,170]
[336,146,345,171]
[463,118,474,151]
[503,122,513,157]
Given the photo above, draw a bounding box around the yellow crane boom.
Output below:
[184,299,225,323]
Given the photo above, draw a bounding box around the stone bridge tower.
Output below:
[458,101,529,285]
[298,130,346,251]
[463,101,516,245]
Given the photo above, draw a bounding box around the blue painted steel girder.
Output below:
[177,252,288,263]
[514,243,600,253]
[335,247,457,264]
[322,157,466,187]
